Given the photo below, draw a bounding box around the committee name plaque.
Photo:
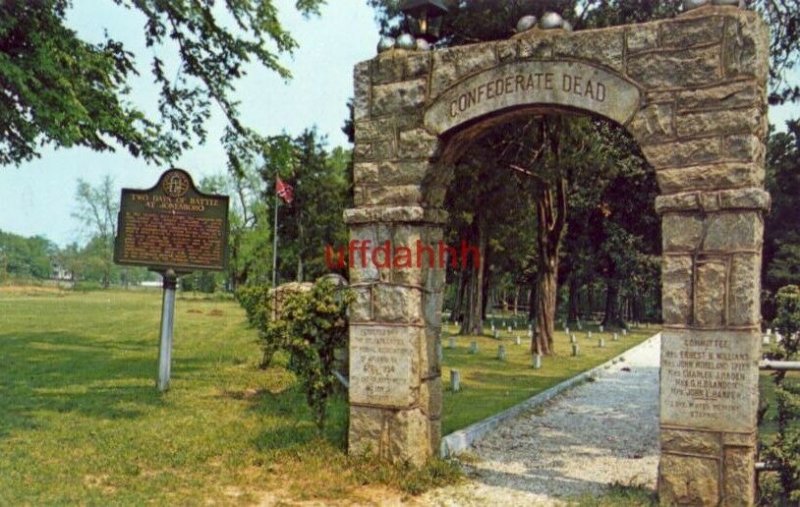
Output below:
[114,168,229,272]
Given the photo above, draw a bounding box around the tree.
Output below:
[764,121,800,293]
[72,175,118,288]
[261,129,351,284]
[0,0,324,169]
[0,230,55,280]
[761,285,800,504]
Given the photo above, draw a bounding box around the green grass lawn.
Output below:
[441,318,656,434]
[0,287,658,504]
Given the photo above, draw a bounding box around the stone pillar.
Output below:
[345,207,445,465]
[655,189,768,506]
[347,48,448,465]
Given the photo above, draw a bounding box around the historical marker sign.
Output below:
[114,168,229,272]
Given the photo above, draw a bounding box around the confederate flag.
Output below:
[276,176,293,205]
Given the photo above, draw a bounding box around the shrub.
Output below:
[762,285,800,504]
[239,279,352,431]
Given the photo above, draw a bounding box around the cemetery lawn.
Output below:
[0,287,458,504]
[440,320,657,434]
[0,287,655,503]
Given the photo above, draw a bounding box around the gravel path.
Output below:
[419,334,661,506]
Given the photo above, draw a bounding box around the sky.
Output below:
[0,1,380,247]
[0,3,796,247]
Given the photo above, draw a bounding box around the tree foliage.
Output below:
[261,129,351,284]
[0,0,324,169]
[762,285,800,504]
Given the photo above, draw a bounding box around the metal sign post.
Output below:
[157,269,178,391]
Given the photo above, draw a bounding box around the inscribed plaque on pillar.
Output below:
[660,330,760,433]
[349,325,419,407]
[114,168,230,272]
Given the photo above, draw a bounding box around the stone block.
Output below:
[419,376,442,419]
[398,128,439,159]
[661,428,721,455]
[723,15,769,80]
[430,49,459,98]
[353,61,371,121]
[626,24,659,52]
[721,431,756,447]
[716,179,769,205]
[658,454,720,506]
[656,162,763,194]
[404,52,431,79]
[455,45,497,79]
[662,255,693,325]
[362,185,423,206]
[349,405,389,458]
[661,329,761,432]
[553,30,624,72]
[373,284,422,323]
[354,118,395,143]
[677,82,760,111]
[495,40,518,62]
[694,260,727,327]
[517,36,553,59]
[371,138,398,161]
[660,15,725,49]
[349,324,420,407]
[704,211,763,251]
[728,253,761,327]
[676,108,761,138]
[378,160,428,187]
[629,103,675,145]
[627,46,720,89]
[390,408,432,466]
[353,162,379,186]
[723,447,755,506]
[349,286,373,322]
[655,192,702,214]
[371,53,407,85]
[420,326,441,379]
[643,138,723,169]
[423,290,443,329]
[372,79,427,116]
[662,213,703,252]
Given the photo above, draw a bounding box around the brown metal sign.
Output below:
[114,168,229,272]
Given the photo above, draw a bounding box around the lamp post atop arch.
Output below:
[399,0,448,43]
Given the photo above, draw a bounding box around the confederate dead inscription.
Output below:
[349,325,418,407]
[114,169,229,272]
[424,60,641,134]
[661,331,759,432]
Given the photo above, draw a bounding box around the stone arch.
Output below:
[346,6,768,505]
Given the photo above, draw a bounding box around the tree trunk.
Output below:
[568,276,579,323]
[602,277,624,328]
[453,268,467,324]
[532,258,558,355]
[460,218,487,336]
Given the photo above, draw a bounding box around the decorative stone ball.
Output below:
[540,12,563,29]
[377,36,395,53]
[683,0,711,10]
[516,14,537,32]
[561,20,573,31]
[415,38,431,51]
[712,0,744,6]
[395,33,416,50]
